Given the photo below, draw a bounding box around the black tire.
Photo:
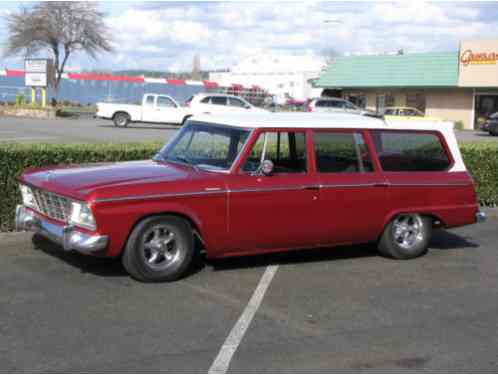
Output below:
[378,213,432,260]
[490,128,498,137]
[113,112,130,127]
[122,215,195,282]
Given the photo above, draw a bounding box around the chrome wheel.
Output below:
[391,214,424,250]
[141,225,180,270]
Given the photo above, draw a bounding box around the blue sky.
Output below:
[1,1,498,72]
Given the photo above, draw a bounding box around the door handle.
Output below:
[303,185,321,191]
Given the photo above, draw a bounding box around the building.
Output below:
[315,39,498,130]
[209,54,325,102]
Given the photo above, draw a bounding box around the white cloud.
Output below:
[62,1,498,72]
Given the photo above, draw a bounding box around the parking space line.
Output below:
[208,265,279,374]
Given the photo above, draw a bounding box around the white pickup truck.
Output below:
[96,93,191,127]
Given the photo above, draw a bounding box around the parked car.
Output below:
[480,112,498,136]
[16,112,485,282]
[185,93,267,115]
[96,93,191,127]
[383,106,440,121]
[306,97,369,115]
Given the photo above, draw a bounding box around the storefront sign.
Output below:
[24,58,53,87]
[459,40,498,87]
[460,49,498,66]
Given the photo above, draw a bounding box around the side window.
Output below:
[144,95,155,107]
[229,97,247,108]
[210,96,228,106]
[313,131,374,173]
[315,100,326,108]
[372,131,451,171]
[157,96,176,108]
[200,97,211,104]
[242,131,307,174]
[344,101,356,110]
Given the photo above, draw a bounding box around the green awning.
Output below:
[315,52,459,88]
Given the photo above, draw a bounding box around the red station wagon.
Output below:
[16,113,486,282]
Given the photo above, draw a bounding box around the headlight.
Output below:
[19,185,37,209]
[69,202,96,231]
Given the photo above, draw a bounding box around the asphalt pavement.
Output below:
[0,217,497,372]
[1,115,497,144]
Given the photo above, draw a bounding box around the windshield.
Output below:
[155,122,251,171]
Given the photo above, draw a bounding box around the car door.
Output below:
[205,96,228,114]
[312,129,389,245]
[141,94,157,122]
[226,128,321,253]
[228,97,251,113]
[151,95,182,124]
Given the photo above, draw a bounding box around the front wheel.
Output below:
[122,215,195,282]
[378,213,432,259]
[113,112,130,127]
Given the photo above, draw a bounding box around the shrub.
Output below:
[0,141,497,231]
[15,94,26,106]
[0,142,161,231]
[454,121,465,131]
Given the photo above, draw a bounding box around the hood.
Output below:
[20,160,192,199]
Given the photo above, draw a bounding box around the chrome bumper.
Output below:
[15,205,108,253]
[476,210,487,223]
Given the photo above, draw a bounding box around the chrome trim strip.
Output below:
[389,182,472,187]
[319,183,378,189]
[229,186,308,194]
[94,181,473,204]
[95,190,228,203]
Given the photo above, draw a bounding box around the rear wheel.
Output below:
[378,213,432,259]
[113,112,130,127]
[122,215,195,282]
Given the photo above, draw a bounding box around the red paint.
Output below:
[6,69,25,77]
[203,80,219,88]
[166,79,186,85]
[67,72,145,83]
[18,128,479,259]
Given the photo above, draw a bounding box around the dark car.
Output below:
[480,112,498,136]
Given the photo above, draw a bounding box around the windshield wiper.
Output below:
[171,155,201,172]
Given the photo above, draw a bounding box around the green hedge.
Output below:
[0,141,497,231]
[0,142,161,232]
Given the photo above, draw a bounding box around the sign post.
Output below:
[24,59,53,108]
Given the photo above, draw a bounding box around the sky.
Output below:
[1,1,498,73]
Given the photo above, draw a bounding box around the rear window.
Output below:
[372,131,451,172]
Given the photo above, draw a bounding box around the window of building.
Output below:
[313,131,374,173]
[372,131,451,171]
[242,131,307,173]
[406,92,426,113]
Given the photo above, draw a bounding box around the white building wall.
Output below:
[209,55,326,101]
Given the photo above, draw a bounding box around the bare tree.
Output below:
[3,2,113,95]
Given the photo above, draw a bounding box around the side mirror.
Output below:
[260,160,274,176]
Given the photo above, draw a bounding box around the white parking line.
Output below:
[208,265,279,374]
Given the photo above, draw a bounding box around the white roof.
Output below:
[191,112,454,131]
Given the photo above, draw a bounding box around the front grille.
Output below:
[32,188,72,222]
